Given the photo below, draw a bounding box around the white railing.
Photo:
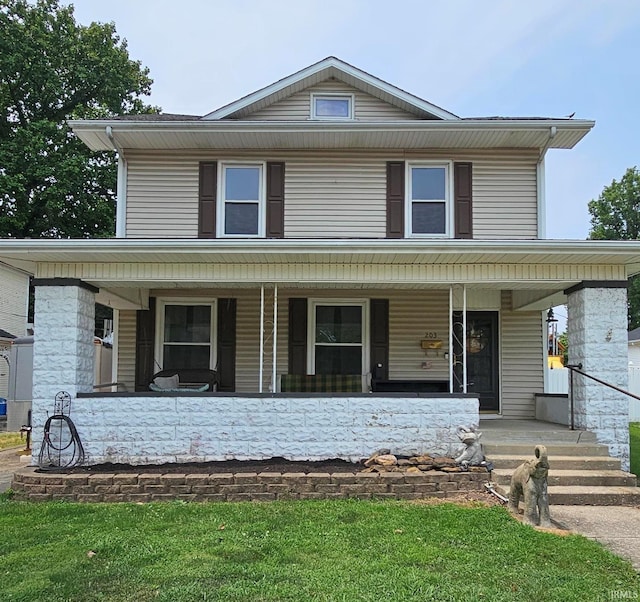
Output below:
[545,366,640,421]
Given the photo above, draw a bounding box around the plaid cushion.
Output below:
[280,374,364,393]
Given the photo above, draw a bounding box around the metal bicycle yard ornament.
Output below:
[37,391,85,470]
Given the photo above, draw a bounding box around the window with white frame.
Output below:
[157,300,216,370]
[407,162,451,236]
[311,93,354,120]
[219,163,264,237]
[309,300,368,374]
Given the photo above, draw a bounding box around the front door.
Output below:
[453,311,500,412]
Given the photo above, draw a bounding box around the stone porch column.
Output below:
[31,279,97,456]
[566,281,630,470]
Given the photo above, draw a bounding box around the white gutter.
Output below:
[105,126,127,238]
[536,126,556,240]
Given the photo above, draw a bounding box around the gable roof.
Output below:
[204,56,459,121]
[0,328,16,340]
[629,327,640,343]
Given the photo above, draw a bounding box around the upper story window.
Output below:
[311,93,354,120]
[406,162,452,237]
[218,163,265,237]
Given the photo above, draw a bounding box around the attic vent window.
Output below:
[311,93,354,120]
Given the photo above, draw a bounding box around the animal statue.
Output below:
[454,425,485,467]
[508,445,551,527]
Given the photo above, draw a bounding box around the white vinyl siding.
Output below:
[116,309,137,392]
[0,266,29,400]
[472,154,538,239]
[500,292,544,418]
[284,158,387,237]
[245,81,422,121]
[123,150,539,240]
[126,156,199,238]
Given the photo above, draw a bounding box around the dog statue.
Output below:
[454,425,485,467]
[508,445,551,527]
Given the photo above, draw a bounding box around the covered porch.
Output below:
[0,238,635,467]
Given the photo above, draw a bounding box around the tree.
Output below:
[588,166,640,329]
[0,0,155,238]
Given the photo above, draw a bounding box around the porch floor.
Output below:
[479,419,596,445]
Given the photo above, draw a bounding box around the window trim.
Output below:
[310,92,355,120]
[306,298,369,375]
[405,161,453,238]
[217,161,266,238]
[155,298,217,371]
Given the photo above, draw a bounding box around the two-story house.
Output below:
[0,57,637,468]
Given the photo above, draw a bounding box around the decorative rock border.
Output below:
[11,467,488,502]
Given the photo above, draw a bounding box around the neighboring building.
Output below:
[0,57,637,468]
[628,327,640,366]
[0,264,30,400]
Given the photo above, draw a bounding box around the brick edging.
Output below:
[11,467,488,502]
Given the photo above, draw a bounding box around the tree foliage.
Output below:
[588,166,640,329]
[0,0,155,238]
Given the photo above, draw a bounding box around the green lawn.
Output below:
[631,422,640,478]
[0,432,23,451]
[0,497,637,601]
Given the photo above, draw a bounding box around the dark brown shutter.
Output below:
[288,298,307,375]
[135,297,156,392]
[198,162,217,238]
[217,298,236,392]
[266,162,285,238]
[454,162,473,239]
[386,161,405,238]
[370,299,389,381]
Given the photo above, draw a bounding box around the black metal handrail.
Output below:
[565,363,640,430]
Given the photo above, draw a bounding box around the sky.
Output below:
[66,0,640,240]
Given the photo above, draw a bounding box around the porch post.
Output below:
[462,284,467,393]
[272,284,278,392]
[31,279,97,455]
[566,281,630,470]
[259,285,264,393]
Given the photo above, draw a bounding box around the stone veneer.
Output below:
[11,467,488,503]
[67,394,479,466]
[32,283,96,455]
[567,284,630,470]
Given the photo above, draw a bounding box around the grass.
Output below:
[631,422,640,478]
[0,432,23,451]
[0,498,637,601]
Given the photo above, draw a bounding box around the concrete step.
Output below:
[492,468,637,488]
[488,454,622,471]
[494,484,640,506]
[480,424,597,445]
[483,443,611,457]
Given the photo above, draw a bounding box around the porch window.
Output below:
[407,162,451,237]
[309,300,368,374]
[157,300,216,370]
[219,163,265,237]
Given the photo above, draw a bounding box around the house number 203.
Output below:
[423,332,438,339]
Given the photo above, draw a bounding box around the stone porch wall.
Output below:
[12,467,487,503]
[48,394,479,466]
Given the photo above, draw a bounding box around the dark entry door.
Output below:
[453,311,499,412]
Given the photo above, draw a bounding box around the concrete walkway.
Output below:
[551,505,640,572]
[0,446,29,493]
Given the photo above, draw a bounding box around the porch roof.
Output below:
[1,238,640,272]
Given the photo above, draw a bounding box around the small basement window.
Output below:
[311,93,354,120]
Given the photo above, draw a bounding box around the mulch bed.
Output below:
[47,457,363,475]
